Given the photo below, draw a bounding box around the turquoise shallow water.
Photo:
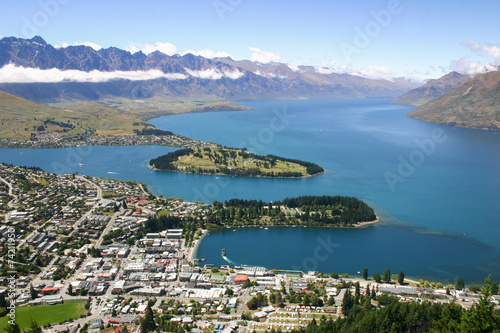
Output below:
[1,98,499,283]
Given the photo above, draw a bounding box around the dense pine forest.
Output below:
[213,195,377,227]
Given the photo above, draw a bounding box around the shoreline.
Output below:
[187,229,208,263]
[353,213,381,228]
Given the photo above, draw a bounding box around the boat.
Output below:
[221,248,226,256]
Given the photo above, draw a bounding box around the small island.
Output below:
[149,147,324,178]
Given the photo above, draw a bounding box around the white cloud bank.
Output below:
[182,49,232,59]
[450,40,500,75]
[287,64,302,73]
[55,41,103,50]
[314,65,395,80]
[252,70,287,79]
[315,67,337,75]
[0,64,246,83]
[185,68,244,80]
[249,47,281,63]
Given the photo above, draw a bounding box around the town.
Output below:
[0,163,498,333]
[0,132,219,150]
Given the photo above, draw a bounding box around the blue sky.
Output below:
[1,0,499,80]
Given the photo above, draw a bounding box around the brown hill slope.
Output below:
[0,90,147,139]
[391,71,469,106]
[406,71,500,130]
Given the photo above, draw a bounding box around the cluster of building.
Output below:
[0,133,219,149]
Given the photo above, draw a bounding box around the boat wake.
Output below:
[222,255,239,266]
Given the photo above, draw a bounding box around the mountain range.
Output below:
[0,36,417,104]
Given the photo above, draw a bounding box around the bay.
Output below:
[1,98,499,283]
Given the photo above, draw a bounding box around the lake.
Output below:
[1,98,498,283]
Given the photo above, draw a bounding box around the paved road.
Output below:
[68,176,103,237]
[0,176,17,221]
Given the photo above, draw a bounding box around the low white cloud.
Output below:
[314,64,395,80]
[0,64,187,83]
[55,41,103,51]
[449,57,497,76]
[252,70,287,79]
[355,66,395,80]
[461,39,500,63]
[451,40,500,75]
[249,47,281,63]
[315,67,336,75]
[224,69,245,80]
[126,41,178,55]
[287,64,302,73]
[0,64,247,83]
[182,49,232,59]
[185,67,244,80]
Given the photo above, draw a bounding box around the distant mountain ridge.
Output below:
[0,36,418,103]
[406,71,500,130]
[391,71,470,106]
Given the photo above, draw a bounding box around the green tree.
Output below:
[29,284,37,300]
[363,267,368,280]
[342,288,354,314]
[455,277,465,290]
[246,298,256,310]
[373,272,382,283]
[27,318,40,333]
[459,276,500,332]
[429,302,463,333]
[354,283,361,305]
[398,270,405,285]
[0,292,6,308]
[140,304,156,333]
[225,287,234,296]
[469,284,481,293]
[383,269,391,283]
[4,322,21,333]
[211,267,219,273]
[492,280,498,295]
[275,295,284,307]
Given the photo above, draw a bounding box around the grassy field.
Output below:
[0,300,87,331]
[0,91,150,140]
[175,147,308,177]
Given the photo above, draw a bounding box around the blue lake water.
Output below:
[1,98,499,283]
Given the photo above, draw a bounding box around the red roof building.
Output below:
[41,286,59,294]
[235,274,249,284]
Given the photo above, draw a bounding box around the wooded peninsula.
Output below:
[141,195,378,239]
[149,147,324,178]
